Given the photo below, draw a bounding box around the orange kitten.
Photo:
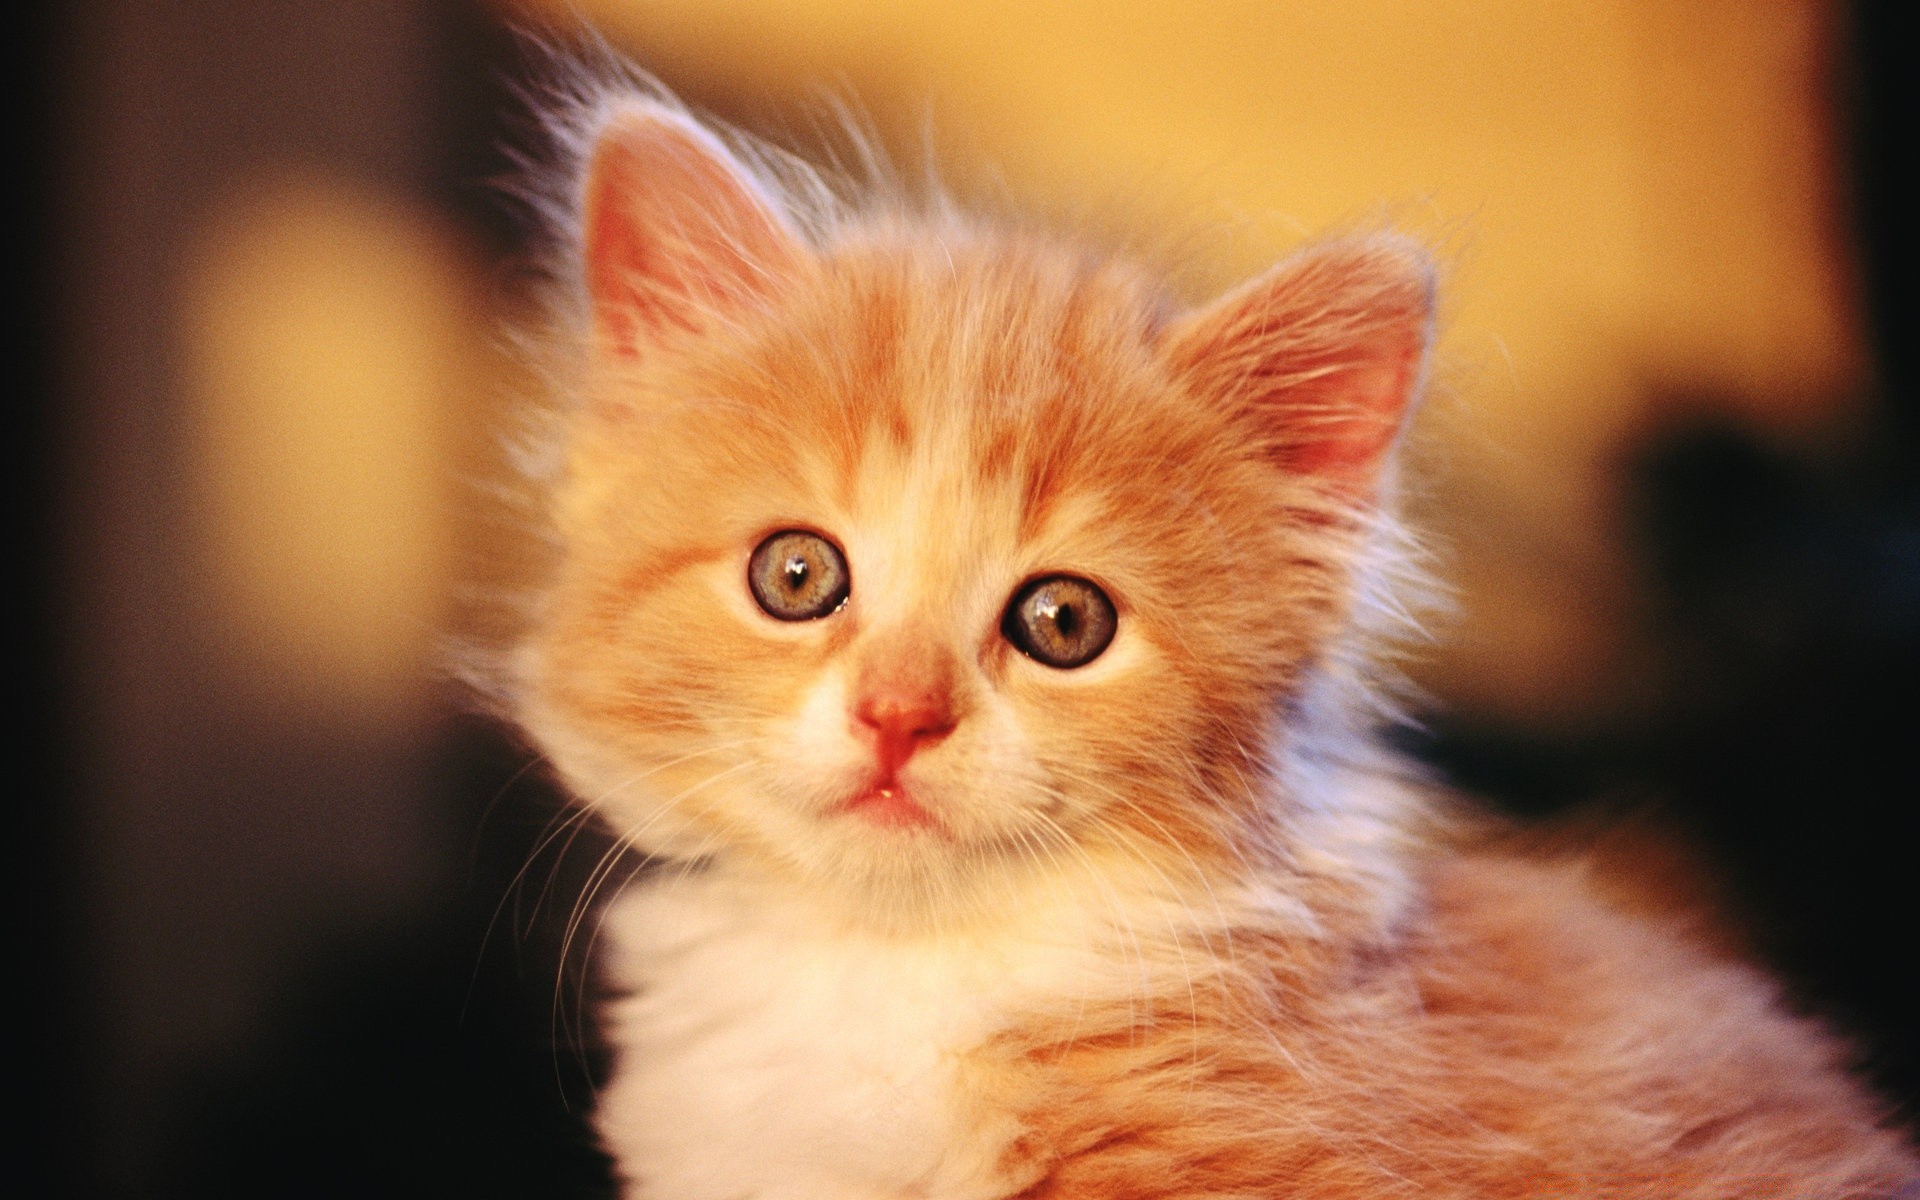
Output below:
[501,69,1918,1199]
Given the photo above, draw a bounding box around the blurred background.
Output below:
[17,1,1915,1194]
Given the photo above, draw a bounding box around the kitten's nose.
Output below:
[853,686,956,775]
[851,641,959,775]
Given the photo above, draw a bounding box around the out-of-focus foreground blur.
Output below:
[20,1,1915,1195]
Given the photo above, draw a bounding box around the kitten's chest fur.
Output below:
[595,867,1148,1200]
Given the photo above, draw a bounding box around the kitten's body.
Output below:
[597,808,1904,1200]
[504,70,1916,1198]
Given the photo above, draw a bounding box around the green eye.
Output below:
[749,530,850,621]
[1002,575,1116,668]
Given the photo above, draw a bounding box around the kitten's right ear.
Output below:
[581,103,808,357]
[1164,236,1433,500]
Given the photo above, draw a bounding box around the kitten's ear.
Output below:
[1165,237,1433,495]
[581,103,808,356]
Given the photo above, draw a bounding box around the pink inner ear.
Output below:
[1168,239,1433,494]
[1258,322,1426,484]
[583,107,804,357]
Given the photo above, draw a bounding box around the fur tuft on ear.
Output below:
[582,103,809,356]
[1165,236,1434,495]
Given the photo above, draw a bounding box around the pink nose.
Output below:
[852,685,955,776]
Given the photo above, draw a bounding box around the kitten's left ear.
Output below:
[581,101,810,357]
[1164,237,1433,496]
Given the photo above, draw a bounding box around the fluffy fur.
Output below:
[499,63,1917,1199]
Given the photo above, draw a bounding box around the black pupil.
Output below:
[783,555,809,590]
[1046,599,1077,637]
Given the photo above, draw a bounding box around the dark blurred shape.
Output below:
[1850,0,1915,455]
[1638,424,1920,1105]
[18,1,85,1197]
[153,717,617,1200]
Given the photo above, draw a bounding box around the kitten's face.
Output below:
[517,105,1429,923]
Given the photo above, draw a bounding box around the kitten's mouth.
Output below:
[837,781,936,831]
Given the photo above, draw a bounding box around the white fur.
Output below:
[594,855,1249,1200]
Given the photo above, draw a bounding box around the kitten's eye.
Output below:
[1002,575,1117,668]
[749,530,850,621]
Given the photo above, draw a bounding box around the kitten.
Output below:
[500,69,1918,1200]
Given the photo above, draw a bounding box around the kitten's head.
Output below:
[513,94,1432,926]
